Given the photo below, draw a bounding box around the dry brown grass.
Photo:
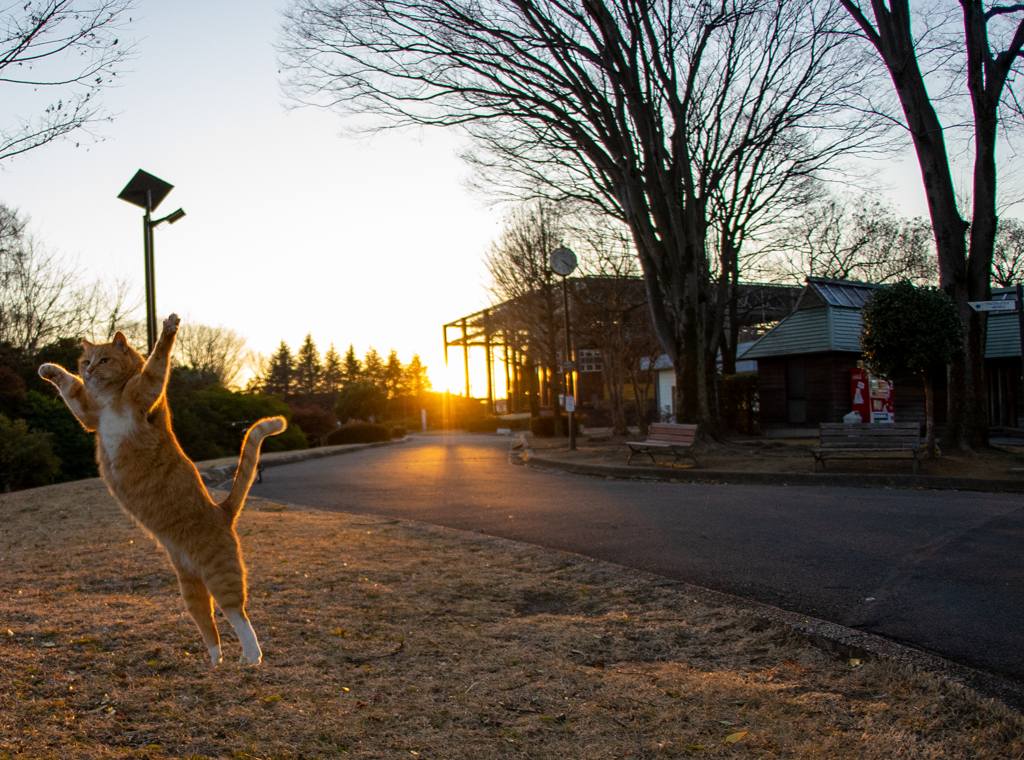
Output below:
[2,479,1023,759]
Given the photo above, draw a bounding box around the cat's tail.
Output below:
[219,416,287,521]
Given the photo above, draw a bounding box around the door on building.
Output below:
[787,358,807,424]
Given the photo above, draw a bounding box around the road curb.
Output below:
[519,447,1024,493]
[200,437,409,486]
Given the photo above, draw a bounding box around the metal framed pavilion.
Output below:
[442,303,531,418]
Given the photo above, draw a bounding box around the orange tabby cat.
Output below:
[38,314,284,665]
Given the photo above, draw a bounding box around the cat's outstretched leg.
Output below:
[224,607,262,665]
[175,568,223,665]
[203,556,262,665]
[37,364,99,431]
[135,313,180,410]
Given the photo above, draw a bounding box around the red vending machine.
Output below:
[850,368,895,423]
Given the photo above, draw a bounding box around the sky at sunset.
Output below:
[1,1,504,394]
[2,0,979,398]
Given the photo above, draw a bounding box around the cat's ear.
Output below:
[81,339,94,351]
[113,331,129,350]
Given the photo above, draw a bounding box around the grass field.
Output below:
[2,478,1022,759]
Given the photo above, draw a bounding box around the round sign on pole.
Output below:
[550,247,577,276]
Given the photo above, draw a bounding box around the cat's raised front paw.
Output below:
[163,314,180,337]
[38,363,64,382]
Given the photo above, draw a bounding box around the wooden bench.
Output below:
[813,422,922,474]
[627,423,700,466]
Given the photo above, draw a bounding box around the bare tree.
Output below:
[484,201,567,435]
[1,0,135,162]
[759,193,937,285]
[173,322,251,390]
[839,0,1024,448]
[281,0,887,432]
[992,218,1024,287]
[568,212,651,436]
[0,203,142,352]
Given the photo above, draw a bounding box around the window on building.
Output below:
[578,349,602,372]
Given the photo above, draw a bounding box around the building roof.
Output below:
[739,278,878,360]
[741,280,1024,361]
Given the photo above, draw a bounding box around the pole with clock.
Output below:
[550,246,578,451]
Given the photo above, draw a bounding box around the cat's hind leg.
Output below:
[203,563,262,665]
[175,568,222,665]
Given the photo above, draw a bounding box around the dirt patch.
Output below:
[531,434,1024,480]
[1,480,1023,758]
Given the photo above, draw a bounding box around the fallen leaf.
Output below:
[724,731,748,744]
[849,658,862,669]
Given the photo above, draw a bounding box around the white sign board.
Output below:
[564,395,576,412]
[969,300,1019,312]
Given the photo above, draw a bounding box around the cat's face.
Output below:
[79,333,143,392]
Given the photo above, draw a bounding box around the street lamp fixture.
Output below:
[550,246,578,450]
[117,169,185,354]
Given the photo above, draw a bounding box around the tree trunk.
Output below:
[924,368,936,458]
[629,372,651,437]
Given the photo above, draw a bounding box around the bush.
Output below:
[0,413,60,491]
[389,425,407,439]
[0,365,26,418]
[167,384,308,461]
[326,422,391,445]
[530,414,581,438]
[465,417,501,433]
[23,391,98,482]
[334,382,386,424]
[289,405,338,444]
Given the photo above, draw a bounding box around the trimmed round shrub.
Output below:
[326,422,391,445]
[389,425,407,439]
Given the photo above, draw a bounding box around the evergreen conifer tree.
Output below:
[405,354,431,397]
[343,344,362,386]
[322,343,344,397]
[384,349,404,400]
[295,334,323,397]
[264,341,294,397]
[363,347,385,388]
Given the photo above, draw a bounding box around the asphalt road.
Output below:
[250,433,1024,685]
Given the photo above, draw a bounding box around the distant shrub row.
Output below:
[325,422,407,446]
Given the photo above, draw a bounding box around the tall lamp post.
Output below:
[117,170,185,354]
[550,247,578,450]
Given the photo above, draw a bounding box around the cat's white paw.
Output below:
[38,363,63,383]
[238,649,262,665]
[163,314,180,337]
[209,645,222,665]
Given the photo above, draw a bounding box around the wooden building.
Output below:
[740,278,1021,430]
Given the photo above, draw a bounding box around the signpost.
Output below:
[969,285,1024,390]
